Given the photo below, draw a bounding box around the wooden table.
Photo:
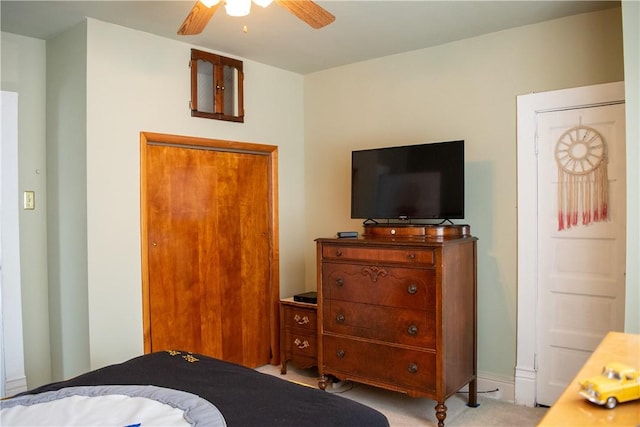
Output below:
[538,331,640,426]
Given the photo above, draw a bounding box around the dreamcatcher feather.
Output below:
[555,125,608,231]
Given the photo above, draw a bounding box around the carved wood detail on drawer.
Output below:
[322,245,435,265]
[322,263,434,310]
[323,300,435,348]
[323,335,436,392]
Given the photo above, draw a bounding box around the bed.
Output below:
[1,350,389,426]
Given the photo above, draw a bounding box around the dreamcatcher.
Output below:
[555,124,608,230]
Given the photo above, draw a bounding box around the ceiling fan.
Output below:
[178,0,336,35]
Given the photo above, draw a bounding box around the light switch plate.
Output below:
[24,191,35,210]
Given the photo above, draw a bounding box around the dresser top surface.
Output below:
[315,235,477,247]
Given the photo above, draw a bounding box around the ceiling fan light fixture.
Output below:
[225,0,252,16]
[252,0,273,8]
[200,0,221,8]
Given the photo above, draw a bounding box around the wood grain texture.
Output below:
[178,1,220,35]
[140,132,279,368]
[274,0,335,28]
[316,235,478,427]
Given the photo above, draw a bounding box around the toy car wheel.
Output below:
[605,396,618,409]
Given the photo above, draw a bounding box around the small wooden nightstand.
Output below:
[280,297,317,374]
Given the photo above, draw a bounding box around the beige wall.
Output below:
[46,20,90,383]
[303,8,625,379]
[3,19,307,383]
[82,19,307,370]
[622,0,640,333]
[1,32,50,389]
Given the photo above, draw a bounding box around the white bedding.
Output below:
[0,385,226,427]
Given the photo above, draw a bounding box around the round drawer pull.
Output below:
[335,278,344,287]
[336,349,345,358]
[407,284,418,294]
[336,314,345,323]
[407,253,416,260]
[335,250,343,257]
[408,363,418,374]
[407,324,418,335]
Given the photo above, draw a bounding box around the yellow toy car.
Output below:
[579,363,640,409]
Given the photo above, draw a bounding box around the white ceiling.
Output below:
[1,0,620,74]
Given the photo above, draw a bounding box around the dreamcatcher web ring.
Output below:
[554,125,606,176]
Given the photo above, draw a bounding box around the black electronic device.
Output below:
[293,291,317,304]
[337,231,358,238]
[351,140,464,221]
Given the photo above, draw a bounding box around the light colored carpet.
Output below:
[256,364,548,427]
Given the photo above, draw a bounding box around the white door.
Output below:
[535,103,626,406]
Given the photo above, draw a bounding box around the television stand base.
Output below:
[363,224,470,238]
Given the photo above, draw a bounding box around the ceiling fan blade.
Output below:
[274,0,335,29]
[178,1,221,35]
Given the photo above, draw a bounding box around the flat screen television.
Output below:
[351,140,464,221]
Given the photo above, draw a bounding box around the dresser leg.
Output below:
[318,375,329,390]
[280,360,287,375]
[467,378,480,407]
[435,402,447,427]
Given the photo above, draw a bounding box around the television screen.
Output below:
[351,140,464,220]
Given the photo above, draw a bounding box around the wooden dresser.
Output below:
[280,297,318,374]
[316,227,478,427]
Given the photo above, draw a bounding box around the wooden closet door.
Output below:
[142,137,275,368]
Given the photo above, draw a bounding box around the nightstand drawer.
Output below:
[282,305,317,332]
[282,329,317,359]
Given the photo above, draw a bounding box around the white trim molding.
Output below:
[458,372,516,403]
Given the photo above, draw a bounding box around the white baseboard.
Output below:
[5,376,27,397]
[514,365,537,406]
[457,372,515,403]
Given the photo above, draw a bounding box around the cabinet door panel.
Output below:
[145,143,272,367]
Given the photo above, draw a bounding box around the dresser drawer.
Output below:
[283,329,317,359]
[282,305,317,332]
[323,300,435,348]
[322,263,434,310]
[323,245,435,265]
[323,335,436,393]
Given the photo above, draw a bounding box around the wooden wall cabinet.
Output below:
[316,231,478,427]
[190,48,244,122]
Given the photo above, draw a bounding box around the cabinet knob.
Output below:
[335,250,343,257]
[408,363,418,374]
[407,284,418,294]
[335,278,344,287]
[407,253,416,260]
[407,324,418,335]
[336,314,345,323]
[336,349,345,358]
